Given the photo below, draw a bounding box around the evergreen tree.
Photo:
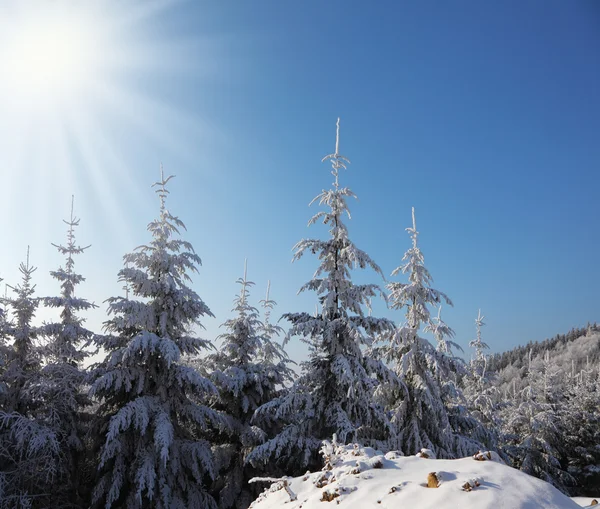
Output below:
[562,363,600,495]
[37,197,97,506]
[256,281,292,375]
[249,119,394,474]
[422,306,492,456]
[462,310,498,446]
[501,350,573,492]
[89,169,225,509]
[381,208,462,458]
[468,310,489,387]
[200,266,293,509]
[0,250,60,509]
[0,249,41,415]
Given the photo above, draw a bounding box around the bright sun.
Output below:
[1,5,102,111]
[0,0,215,252]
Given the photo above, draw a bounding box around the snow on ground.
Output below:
[249,443,583,509]
[572,497,600,508]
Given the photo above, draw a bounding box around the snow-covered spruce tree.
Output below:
[0,249,41,415]
[462,310,499,444]
[562,362,600,495]
[249,280,296,444]
[0,250,61,509]
[199,266,293,509]
[35,197,97,506]
[256,281,293,377]
[468,310,489,389]
[501,350,573,493]
[381,208,483,458]
[422,306,494,456]
[89,170,225,509]
[249,119,395,475]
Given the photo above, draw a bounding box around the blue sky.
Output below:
[0,0,598,363]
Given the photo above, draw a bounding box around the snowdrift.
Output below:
[249,444,584,509]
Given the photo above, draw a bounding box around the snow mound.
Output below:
[250,443,581,509]
[571,497,600,508]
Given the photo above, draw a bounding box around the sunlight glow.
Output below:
[0,0,217,264]
[1,7,103,111]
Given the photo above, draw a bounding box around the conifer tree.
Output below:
[249,119,394,474]
[0,249,41,415]
[37,197,97,505]
[200,265,293,509]
[256,281,292,374]
[468,310,490,388]
[462,310,498,438]
[381,209,461,458]
[90,169,224,509]
[501,350,573,492]
[562,363,600,494]
[0,250,60,508]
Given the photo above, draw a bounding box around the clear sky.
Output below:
[0,0,598,364]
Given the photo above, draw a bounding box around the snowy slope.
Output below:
[572,497,600,508]
[249,444,583,509]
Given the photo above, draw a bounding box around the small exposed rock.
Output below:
[473,451,492,461]
[321,487,340,502]
[472,450,504,463]
[427,472,440,488]
[462,477,482,492]
[417,448,436,459]
[369,455,385,469]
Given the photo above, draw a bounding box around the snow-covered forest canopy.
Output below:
[0,121,598,509]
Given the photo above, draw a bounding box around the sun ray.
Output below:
[65,113,136,249]
[91,79,222,172]
[0,0,226,290]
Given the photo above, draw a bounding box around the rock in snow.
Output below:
[249,444,582,509]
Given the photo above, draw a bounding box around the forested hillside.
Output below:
[1,123,598,508]
[484,328,600,495]
[488,325,599,374]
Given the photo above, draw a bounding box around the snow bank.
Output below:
[250,444,581,509]
[572,497,600,508]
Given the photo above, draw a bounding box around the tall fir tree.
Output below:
[37,197,97,506]
[200,265,293,509]
[0,250,61,509]
[468,310,489,387]
[89,169,225,509]
[463,309,499,447]
[0,249,41,415]
[249,119,394,474]
[420,306,493,456]
[381,208,464,458]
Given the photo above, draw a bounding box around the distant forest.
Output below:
[488,324,600,374]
